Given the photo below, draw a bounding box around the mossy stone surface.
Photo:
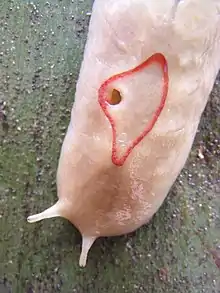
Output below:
[0,1,220,292]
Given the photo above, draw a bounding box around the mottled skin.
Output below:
[27,0,220,266]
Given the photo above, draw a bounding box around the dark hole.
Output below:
[108,89,122,105]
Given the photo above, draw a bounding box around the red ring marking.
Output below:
[98,53,169,167]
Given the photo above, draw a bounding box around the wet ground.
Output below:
[0,1,220,292]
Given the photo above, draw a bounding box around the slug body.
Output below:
[27,0,220,267]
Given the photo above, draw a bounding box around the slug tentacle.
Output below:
[79,236,97,267]
[27,201,62,223]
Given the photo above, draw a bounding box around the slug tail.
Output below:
[79,235,96,267]
[27,201,62,223]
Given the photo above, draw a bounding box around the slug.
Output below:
[27,0,220,267]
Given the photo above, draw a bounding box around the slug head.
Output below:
[27,0,220,267]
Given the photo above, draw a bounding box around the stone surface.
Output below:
[0,1,220,292]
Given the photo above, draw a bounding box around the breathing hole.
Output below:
[108,89,122,105]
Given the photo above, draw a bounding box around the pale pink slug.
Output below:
[27,0,220,267]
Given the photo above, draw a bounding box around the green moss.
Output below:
[0,1,220,292]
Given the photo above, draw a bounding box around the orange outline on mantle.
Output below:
[98,53,169,167]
